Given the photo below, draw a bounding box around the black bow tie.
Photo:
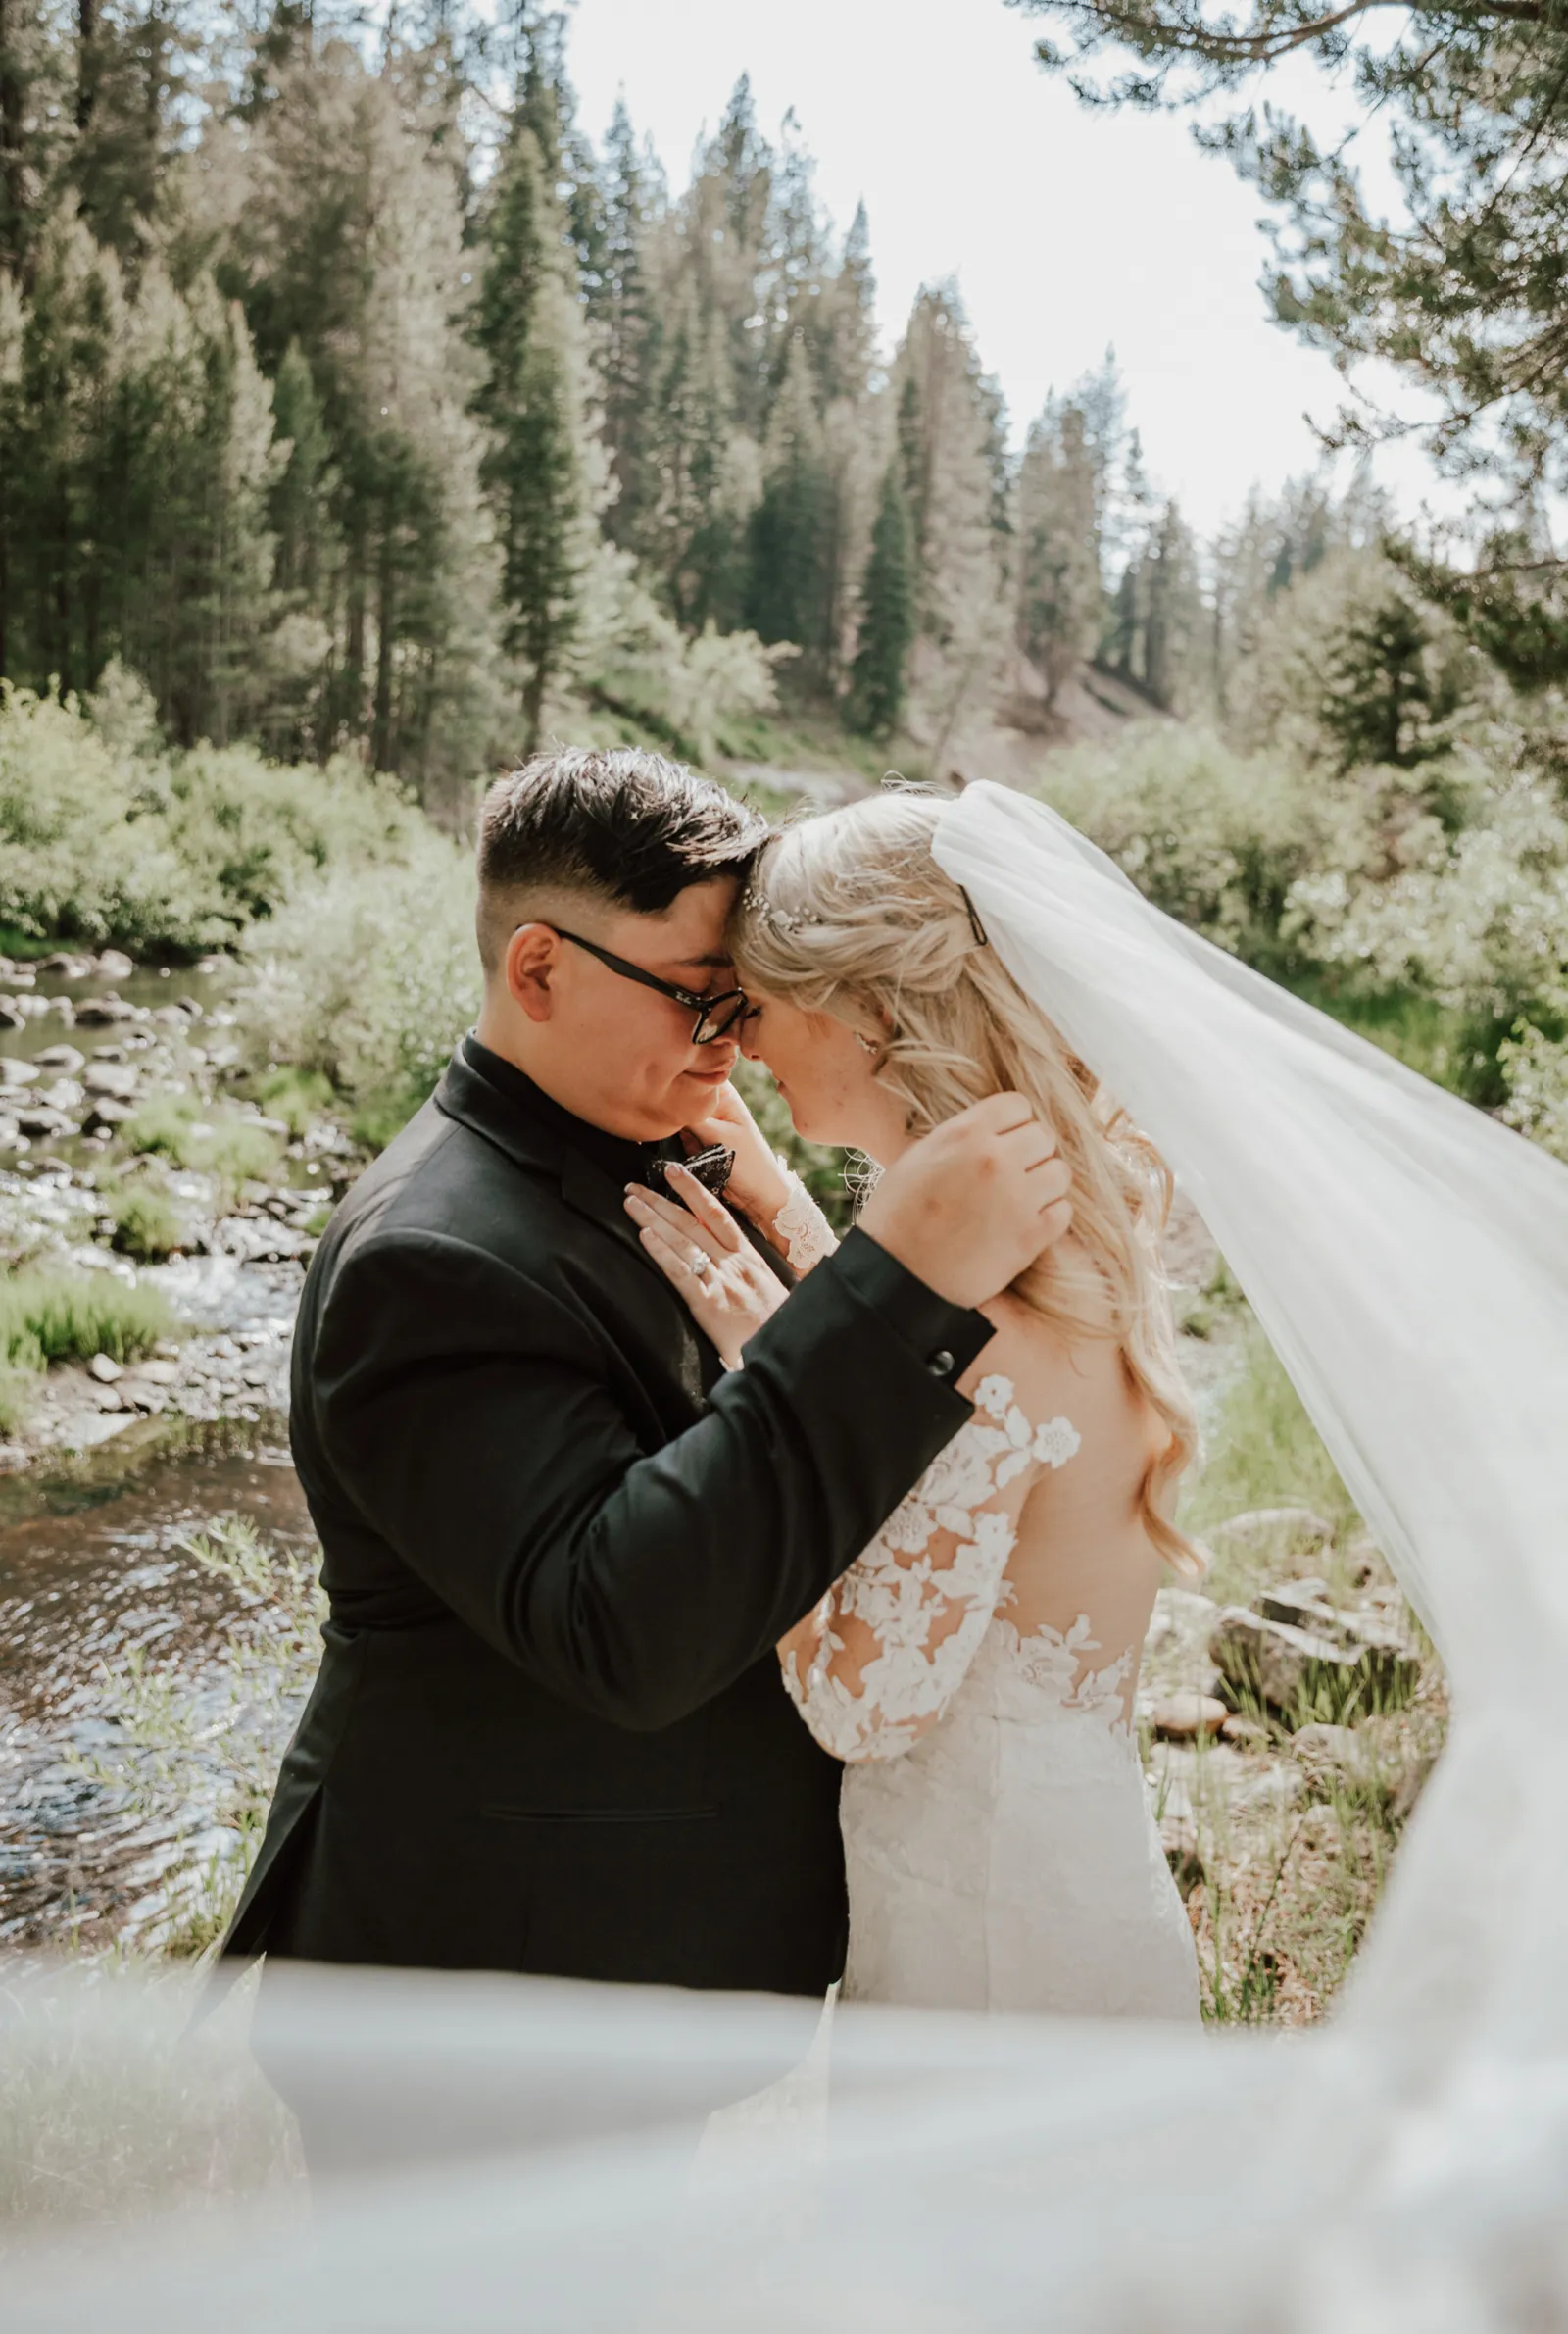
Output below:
[642,1143,735,1201]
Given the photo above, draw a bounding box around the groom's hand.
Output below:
[858,1094,1071,1309]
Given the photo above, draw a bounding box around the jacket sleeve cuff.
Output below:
[825,1226,994,1383]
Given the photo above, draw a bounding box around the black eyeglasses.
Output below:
[545,927,750,1046]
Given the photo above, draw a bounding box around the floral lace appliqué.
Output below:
[782,1377,1081,1763]
[984,1614,1136,1733]
[771,1166,838,1273]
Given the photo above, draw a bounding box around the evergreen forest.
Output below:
[0,0,1385,798]
[3,0,1568,1165]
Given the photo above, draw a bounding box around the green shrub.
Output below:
[1032,725,1327,974]
[235,832,481,1147]
[0,683,437,955]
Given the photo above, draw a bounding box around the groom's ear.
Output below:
[504,922,563,1023]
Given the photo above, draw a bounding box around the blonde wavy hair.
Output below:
[734,789,1203,1580]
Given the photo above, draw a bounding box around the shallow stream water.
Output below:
[0,1422,313,1950]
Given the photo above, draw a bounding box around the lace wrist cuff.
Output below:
[771,1165,838,1273]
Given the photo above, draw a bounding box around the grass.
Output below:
[121,1094,283,1195]
[1165,1687,1447,2025]
[1150,1306,1446,2025]
[1179,1317,1365,1606]
[99,1172,189,1261]
[0,1262,177,1433]
[65,1512,324,1956]
[0,1264,175,1367]
[253,1066,333,1140]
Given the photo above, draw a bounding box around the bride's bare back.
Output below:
[779,1266,1173,1751]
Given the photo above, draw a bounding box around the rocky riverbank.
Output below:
[0,945,360,1472]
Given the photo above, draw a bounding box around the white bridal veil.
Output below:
[5,781,1568,2331]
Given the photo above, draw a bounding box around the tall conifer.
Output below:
[849,460,916,737]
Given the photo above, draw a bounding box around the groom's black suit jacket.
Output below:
[222,1037,992,1995]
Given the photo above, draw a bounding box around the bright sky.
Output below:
[567,0,1444,541]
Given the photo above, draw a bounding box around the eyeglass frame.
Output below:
[520,923,750,1046]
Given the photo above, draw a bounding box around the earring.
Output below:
[855,1031,878,1055]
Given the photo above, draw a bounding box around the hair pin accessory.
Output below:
[958,886,989,949]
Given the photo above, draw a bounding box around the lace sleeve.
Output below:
[780,1375,1081,1763]
[769,1165,839,1273]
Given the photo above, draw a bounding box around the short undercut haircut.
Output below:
[475,748,769,975]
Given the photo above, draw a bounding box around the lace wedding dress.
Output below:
[773,1186,1200,2021]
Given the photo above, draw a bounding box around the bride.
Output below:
[625,787,1202,2020]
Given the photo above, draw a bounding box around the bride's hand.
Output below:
[679,1080,791,1231]
[624,1164,789,1369]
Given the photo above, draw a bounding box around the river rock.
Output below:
[74,994,135,1026]
[84,1099,135,1135]
[83,1062,139,1101]
[1209,1507,1336,1559]
[15,1104,74,1139]
[38,951,96,979]
[1152,1693,1228,1741]
[95,949,135,982]
[0,1114,19,1149]
[33,1044,84,1074]
[0,1057,37,1086]
[0,997,25,1029]
[38,1078,82,1112]
[1209,1608,1356,1716]
[88,1352,123,1384]
[1291,1722,1380,1790]
[1210,1606,1421,1721]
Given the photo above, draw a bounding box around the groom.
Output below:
[224,748,1068,2008]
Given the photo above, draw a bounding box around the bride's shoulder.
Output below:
[964,1296,1086,1410]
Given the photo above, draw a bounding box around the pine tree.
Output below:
[1016,397,1102,705]
[472,73,600,752]
[219,40,501,795]
[849,459,916,737]
[745,332,832,668]
[892,285,1011,768]
[593,96,662,558]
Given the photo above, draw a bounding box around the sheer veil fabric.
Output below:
[934,782,1568,2052]
[6,780,1568,2330]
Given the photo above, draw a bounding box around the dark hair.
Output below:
[475,748,768,974]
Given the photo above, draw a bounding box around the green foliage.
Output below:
[235,829,480,1147]
[0,683,434,952]
[1033,722,1326,972]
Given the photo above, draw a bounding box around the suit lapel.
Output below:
[433,1045,716,1400]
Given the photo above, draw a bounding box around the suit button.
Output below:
[928,1349,956,1378]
